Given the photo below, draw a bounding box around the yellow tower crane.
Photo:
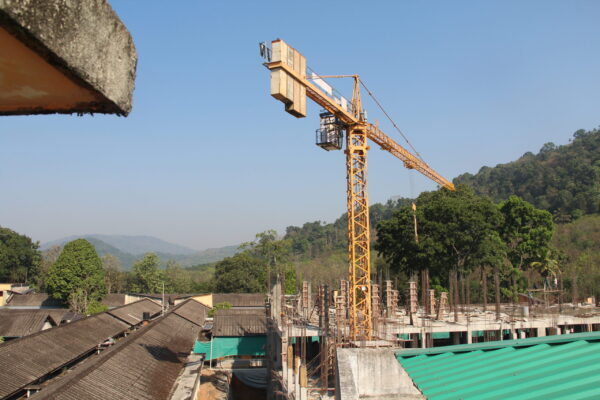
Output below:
[260,39,455,341]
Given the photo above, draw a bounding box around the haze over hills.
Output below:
[38,129,599,273]
[41,234,239,269]
[41,234,196,255]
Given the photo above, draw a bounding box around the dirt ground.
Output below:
[198,369,230,400]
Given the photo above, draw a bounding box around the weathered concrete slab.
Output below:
[336,348,424,400]
[0,0,136,116]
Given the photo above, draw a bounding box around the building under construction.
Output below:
[265,277,600,400]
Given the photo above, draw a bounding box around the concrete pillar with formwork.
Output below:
[0,0,136,116]
[302,281,311,318]
[428,289,436,316]
[340,279,349,320]
[335,295,346,341]
[385,280,393,317]
[371,284,381,331]
[408,281,418,325]
[436,292,448,320]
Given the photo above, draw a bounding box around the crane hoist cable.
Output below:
[359,79,424,161]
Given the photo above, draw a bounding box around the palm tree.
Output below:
[530,250,560,307]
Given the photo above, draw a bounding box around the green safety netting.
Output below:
[193,336,266,360]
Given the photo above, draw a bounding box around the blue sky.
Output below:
[1,0,599,250]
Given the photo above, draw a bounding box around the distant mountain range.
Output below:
[41,234,239,269]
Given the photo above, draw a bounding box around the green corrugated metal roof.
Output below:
[396,332,600,399]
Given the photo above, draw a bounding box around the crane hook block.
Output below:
[268,40,307,118]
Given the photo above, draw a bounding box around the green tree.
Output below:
[454,128,600,219]
[498,196,554,300]
[243,230,296,292]
[102,254,124,294]
[164,260,192,293]
[209,301,232,317]
[36,245,62,291]
[376,186,503,320]
[46,239,106,313]
[474,232,508,318]
[130,253,163,293]
[214,252,265,293]
[0,226,41,283]
[86,300,108,314]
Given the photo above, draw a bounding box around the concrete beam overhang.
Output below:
[0,0,136,116]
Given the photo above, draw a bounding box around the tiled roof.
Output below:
[213,311,267,337]
[212,293,265,307]
[0,299,161,399]
[397,332,600,399]
[34,299,206,400]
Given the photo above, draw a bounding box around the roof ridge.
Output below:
[397,331,600,357]
[32,304,197,398]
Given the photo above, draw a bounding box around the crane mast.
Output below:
[261,39,454,341]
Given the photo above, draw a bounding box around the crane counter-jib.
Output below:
[265,52,454,192]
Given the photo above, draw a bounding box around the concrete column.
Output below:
[420,330,427,348]
[287,367,294,395]
[451,332,460,345]
[300,388,308,400]
[295,356,301,400]
[467,329,472,344]
[537,327,546,337]
[520,330,526,339]
[411,333,419,348]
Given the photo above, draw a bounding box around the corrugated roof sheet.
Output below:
[107,298,162,325]
[101,293,127,308]
[212,293,265,307]
[215,308,265,316]
[0,313,128,399]
[0,309,63,337]
[6,293,64,307]
[172,299,209,325]
[0,300,161,399]
[213,311,267,337]
[396,332,600,400]
[35,299,205,400]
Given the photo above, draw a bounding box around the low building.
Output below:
[33,299,209,400]
[336,331,600,399]
[194,308,267,362]
[0,299,162,399]
[194,293,266,309]
[0,284,32,306]
[0,309,82,339]
[4,293,65,309]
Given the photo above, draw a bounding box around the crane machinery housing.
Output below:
[260,39,455,342]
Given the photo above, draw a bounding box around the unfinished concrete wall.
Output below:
[336,348,424,400]
[0,0,136,115]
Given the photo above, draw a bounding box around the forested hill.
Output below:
[454,128,600,221]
